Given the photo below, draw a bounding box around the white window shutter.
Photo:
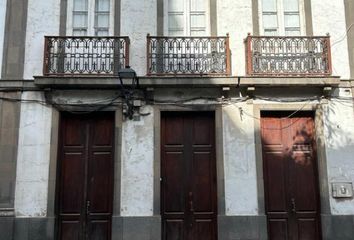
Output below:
[94,0,110,36]
[73,0,88,35]
[190,0,206,36]
[168,0,185,36]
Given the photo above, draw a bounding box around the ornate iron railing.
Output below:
[43,36,130,75]
[245,35,332,76]
[147,34,231,76]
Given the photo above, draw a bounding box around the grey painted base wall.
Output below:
[322,214,354,240]
[0,215,353,240]
[112,216,161,240]
[218,215,267,240]
[0,217,55,240]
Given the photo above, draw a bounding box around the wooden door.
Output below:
[161,112,217,240]
[57,112,114,240]
[261,112,321,240]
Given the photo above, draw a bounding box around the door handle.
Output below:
[291,198,296,213]
[188,192,194,212]
[86,200,90,215]
[189,200,194,212]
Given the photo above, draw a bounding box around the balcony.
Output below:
[245,35,332,76]
[43,36,130,76]
[147,35,231,76]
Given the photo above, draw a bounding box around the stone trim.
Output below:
[114,0,121,35]
[210,0,217,36]
[304,0,314,35]
[59,0,67,35]
[252,0,260,35]
[0,92,22,210]
[114,108,123,216]
[33,76,341,89]
[1,0,28,79]
[46,109,59,217]
[344,0,354,79]
[157,0,163,36]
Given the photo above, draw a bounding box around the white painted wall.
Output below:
[217,0,253,76]
[120,0,157,76]
[311,0,351,79]
[0,0,7,78]
[120,105,154,216]
[23,0,60,79]
[323,87,354,214]
[223,104,258,215]
[15,92,52,217]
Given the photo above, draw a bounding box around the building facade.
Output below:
[0,0,354,240]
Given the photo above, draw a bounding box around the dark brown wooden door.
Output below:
[161,112,217,240]
[57,112,114,240]
[261,112,321,240]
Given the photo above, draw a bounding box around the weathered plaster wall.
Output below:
[23,0,60,79]
[323,87,354,214]
[223,104,258,215]
[217,0,253,76]
[120,105,154,216]
[0,0,6,78]
[15,92,52,217]
[311,0,350,79]
[120,0,157,76]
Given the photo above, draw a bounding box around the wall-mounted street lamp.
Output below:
[118,66,139,88]
[118,66,140,120]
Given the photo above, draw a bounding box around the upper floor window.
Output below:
[259,0,305,36]
[67,0,114,36]
[167,0,210,36]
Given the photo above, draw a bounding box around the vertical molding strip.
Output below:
[1,0,28,79]
[210,0,217,36]
[304,0,314,36]
[59,0,67,35]
[252,0,260,35]
[114,0,121,35]
[157,0,163,36]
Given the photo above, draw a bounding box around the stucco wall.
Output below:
[23,0,60,79]
[0,0,7,78]
[311,0,351,79]
[120,105,154,216]
[217,0,253,76]
[323,87,354,214]
[223,103,258,215]
[120,0,157,76]
[15,92,52,217]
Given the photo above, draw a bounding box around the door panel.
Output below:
[58,112,114,240]
[161,112,217,240]
[261,112,321,240]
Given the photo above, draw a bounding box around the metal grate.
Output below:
[43,36,130,75]
[245,35,332,76]
[147,34,231,76]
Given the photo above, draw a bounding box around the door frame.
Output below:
[48,110,121,239]
[153,105,226,218]
[253,103,331,232]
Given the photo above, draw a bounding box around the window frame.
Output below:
[258,0,306,36]
[164,0,211,36]
[66,0,115,36]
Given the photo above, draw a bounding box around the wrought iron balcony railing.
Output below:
[147,34,231,76]
[43,36,130,75]
[245,35,332,76]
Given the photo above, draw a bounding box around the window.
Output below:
[67,0,114,36]
[259,0,305,36]
[167,0,210,36]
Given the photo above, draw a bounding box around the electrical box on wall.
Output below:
[332,182,353,198]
